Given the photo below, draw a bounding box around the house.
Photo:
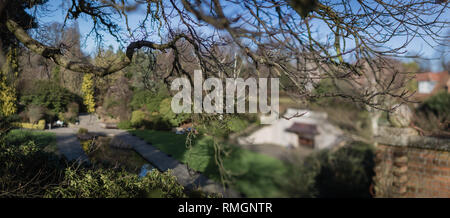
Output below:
[415,71,449,100]
[238,109,344,150]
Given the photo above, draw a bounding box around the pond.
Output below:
[80,136,155,174]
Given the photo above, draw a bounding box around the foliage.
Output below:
[0,129,188,198]
[45,168,185,198]
[0,48,19,116]
[130,110,148,127]
[117,120,133,130]
[279,157,320,198]
[14,119,46,130]
[81,74,96,113]
[0,0,46,50]
[20,80,82,114]
[0,130,63,197]
[0,115,18,141]
[77,128,88,135]
[51,65,61,83]
[159,98,190,127]
[313,78,336,97]
[419,91,450,116]
[309,142,375,198]
[414,92,450,134]
[5,129,56,149]
[130,89,155,111]
[226,116,249,133]
[26,104,44,123]
[61,111,78,124]
[130,88,169,112]
[0,76,17,116]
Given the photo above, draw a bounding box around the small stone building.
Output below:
[285,122,319,148]
[238,109,343,150]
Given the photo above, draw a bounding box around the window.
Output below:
[418,81,436,94]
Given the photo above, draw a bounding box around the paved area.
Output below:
[48,114,239,197]
[48,128,89,164]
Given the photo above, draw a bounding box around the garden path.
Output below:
[48,114,240,197]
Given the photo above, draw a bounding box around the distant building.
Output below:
[238,109,344,150]
[415,71,449,100]
[285,122,319,148]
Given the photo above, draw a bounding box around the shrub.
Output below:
[130,110,148,127]
[20,80,82,114]
[0,137,65,197]
[0,78,17,116]
[81,74,96,113]
[311,142,375,198]
[226,116,249,133]
[415,92,450,133]
[281,156,320,198]
[13,120,46,130]
[150,115,172,130]
[0,115,19,140]
[159,98,190,127]
[419,91,450,116]
[45,168,185,198]
[27,105,44,124]
[117,120,133,130]
[37,120,46,130]
[130,90,153,110]
[0,129,187,198]
[78,128,88,135]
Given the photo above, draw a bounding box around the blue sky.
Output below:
[35,0,448,71]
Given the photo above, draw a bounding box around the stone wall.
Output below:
[373,127,450,198]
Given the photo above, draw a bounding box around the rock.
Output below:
[389,104,413,128]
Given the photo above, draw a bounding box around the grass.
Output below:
[129,129,289,197]
[5,129,58,154]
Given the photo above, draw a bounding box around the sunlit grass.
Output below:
[129,129,289,197]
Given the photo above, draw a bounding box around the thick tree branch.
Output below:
[6,19,190,76]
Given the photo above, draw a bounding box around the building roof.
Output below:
[414,71,449,100]
[415,71,449,82]
[285,122,319,138]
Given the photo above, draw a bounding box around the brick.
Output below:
[435,176,450,183]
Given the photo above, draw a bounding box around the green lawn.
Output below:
[129,129,289,197]
[5,129,57,154]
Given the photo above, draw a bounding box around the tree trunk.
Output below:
[370,111,382,145]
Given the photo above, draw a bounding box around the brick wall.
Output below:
[373,127,450,198]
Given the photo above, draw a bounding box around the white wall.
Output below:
[418,81,436,94]
[238,109,342,150]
